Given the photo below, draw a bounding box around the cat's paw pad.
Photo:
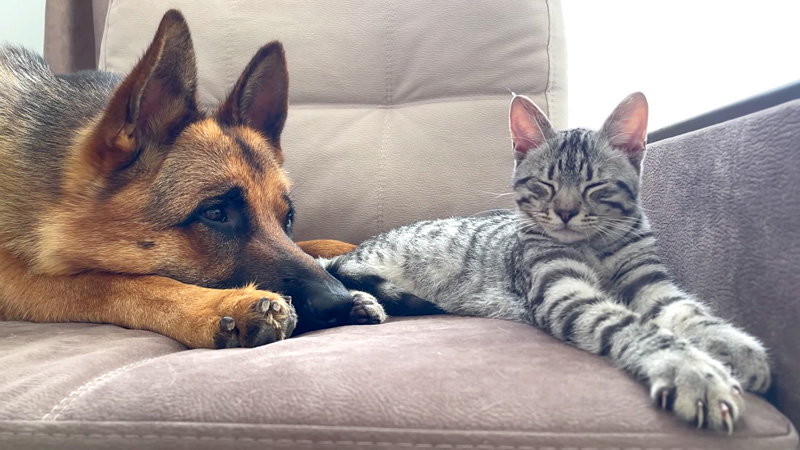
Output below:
[349,291,386,325]
[648,347,744,433]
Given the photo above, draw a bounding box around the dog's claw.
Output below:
[270,300,282,313]
[696,400,705,429]
[721,402,733,435]
[282,295,293,304]
[660,389,669,410]
[256,298,270,313]
[220,316,236,332]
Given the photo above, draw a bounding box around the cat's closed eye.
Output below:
[590,187,616,200]
[583,182,622,202]
[582,181,608,196]
[528,181,553,200]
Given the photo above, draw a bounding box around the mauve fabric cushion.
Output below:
[0,316,796,449]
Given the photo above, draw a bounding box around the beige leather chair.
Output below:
[99,0,568,244]
[2,1,796,449]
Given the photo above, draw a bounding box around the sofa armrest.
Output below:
[648,81,800,143]
[641,98,800,427]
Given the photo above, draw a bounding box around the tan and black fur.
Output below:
[0,10,368,348]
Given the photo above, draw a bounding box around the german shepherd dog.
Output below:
[0,10,374,349]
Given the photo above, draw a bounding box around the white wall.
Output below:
[0,0,46,53]
[563,0,800,130]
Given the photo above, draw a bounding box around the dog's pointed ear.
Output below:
[216,42,289,147]
[91,9,199,174]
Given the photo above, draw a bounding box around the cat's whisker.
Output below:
[469,208,507,217]
[516,222,543,236]
[599,216,633,222]
[592,221,622,239]
[464,189,519,202]
[602,221,635,234]
[596,224,629,241]
[476,191,515,198]
[514,218,542,230]
[601,216,639,224]
[592,226,614,246]
[594,223,631,233]
[602,219,637,229]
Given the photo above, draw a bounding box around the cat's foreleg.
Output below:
[609,257,770,393]
[531,263,743,432]
[320,257,445,317]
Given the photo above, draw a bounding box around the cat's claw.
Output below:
[696,401,705,429]
[648,346,743,432]
[721,402,733,435]
[689,397,738,434]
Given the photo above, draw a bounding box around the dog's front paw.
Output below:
[349,291,386,325]
[211,287,297,348]
[647,345,744,433]
[689,325,771,393]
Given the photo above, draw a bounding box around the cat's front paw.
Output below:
[349,291,387,324]
[689,325,771,393]
[647,346,744,433]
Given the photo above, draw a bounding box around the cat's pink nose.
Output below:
[556,208,579,223]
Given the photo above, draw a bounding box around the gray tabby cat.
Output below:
[323,92,771,433]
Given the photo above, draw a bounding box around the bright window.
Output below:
[563,0,800,130]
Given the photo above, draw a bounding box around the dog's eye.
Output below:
[202,206,226,223]
[193,190,245,234]
[284,209,294,232]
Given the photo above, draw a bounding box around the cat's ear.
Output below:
[601,92,648,167]
[509,94,555,163]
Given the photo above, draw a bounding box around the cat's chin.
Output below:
[546,228,589,244]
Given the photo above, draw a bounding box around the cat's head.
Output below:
[509,92,648,244]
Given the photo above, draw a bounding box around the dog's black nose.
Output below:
[282,274,353,333]
[298,278,353,324]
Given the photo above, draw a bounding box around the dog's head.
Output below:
[44,10,353,332]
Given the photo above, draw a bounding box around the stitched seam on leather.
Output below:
[2,417,794,436]
[543,0,552,118]
[3,418,794,440]
[377,0,395,235]
[101,0,114,70]
[224,5,235,106]
[0,433,739,449]
[41,357,158,421]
